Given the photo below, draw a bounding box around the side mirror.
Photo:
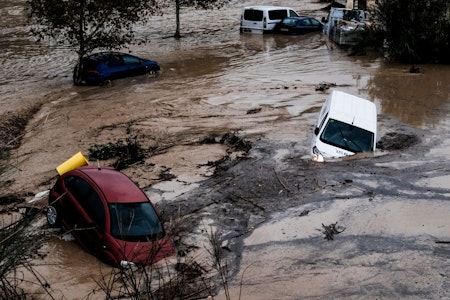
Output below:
[322,17,327,23]
[314,127,320,135]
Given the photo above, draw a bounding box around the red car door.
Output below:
[63,176,105,257]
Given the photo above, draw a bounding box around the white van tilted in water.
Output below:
[240,6,300,34]
[311,90,377,161]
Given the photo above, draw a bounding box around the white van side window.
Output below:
[244,10,263,21]
[268,10,289,20]
[319,112,328,130]
[288,10,300,17]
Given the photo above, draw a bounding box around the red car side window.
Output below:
[65,176,106,231]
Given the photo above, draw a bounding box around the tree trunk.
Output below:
[73,54,84,86]
[174,0,181,38]
[73,0,86,85]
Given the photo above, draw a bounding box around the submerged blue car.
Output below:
[74,52,160,85]
[275,16,323,35]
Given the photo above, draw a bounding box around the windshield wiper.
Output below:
[339,127,363,152]
[346,137,363,152]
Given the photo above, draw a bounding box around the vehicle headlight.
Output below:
[120,260,138,271]
[312,146,320,155]
[312,147,324,162]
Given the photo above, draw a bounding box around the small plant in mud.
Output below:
[200,131,252,154]
[206,226,231,300]
[376,132,420,151]
[0,105,41,173]
[88,122,147,170]
[92,215,233,299]
[93,254,214,299]
[220,131,252,153]
[201,131,252,175]
[0,208,52,298]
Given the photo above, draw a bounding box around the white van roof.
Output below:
[327,90,376,133]
[243,5,295,10]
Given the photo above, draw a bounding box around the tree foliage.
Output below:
[369,0,450,63]
[27,0,160,84]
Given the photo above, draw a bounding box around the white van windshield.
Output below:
[320,119,374,153]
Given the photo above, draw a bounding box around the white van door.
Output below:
[241,6,300,33]
[241,8,265,33]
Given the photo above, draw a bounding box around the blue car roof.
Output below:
[284,16,309,20]
[86,51,124,61]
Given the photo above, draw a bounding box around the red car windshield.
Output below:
[109,202,164,242]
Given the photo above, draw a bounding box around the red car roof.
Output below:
[76,166,149,204]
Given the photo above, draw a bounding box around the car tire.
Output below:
[99,79,111,86]
[146,70,159,78]
[47,205,61,227]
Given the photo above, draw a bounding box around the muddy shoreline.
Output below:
[1,0,450,298]
[158,115,425,262]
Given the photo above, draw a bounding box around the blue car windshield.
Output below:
[109,202,164,242]
[320,119,374,153]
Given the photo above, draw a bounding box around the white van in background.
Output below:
[240,6,300,34]
[311,90,377,161]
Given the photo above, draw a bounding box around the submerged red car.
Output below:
[46,166,174,267]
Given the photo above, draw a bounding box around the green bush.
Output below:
[88,123,146,170]
[369,0,450,63]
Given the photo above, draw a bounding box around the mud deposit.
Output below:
[1,0,450,299]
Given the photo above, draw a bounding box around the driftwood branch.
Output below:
[273,168,289,192]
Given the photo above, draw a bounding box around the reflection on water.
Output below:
[24,236,111,298]
[1,0,449,129]
[368,63,450,129]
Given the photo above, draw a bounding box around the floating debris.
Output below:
[247,107,262,115]
[315,82,336,91]
[220,131,252,152]
[376,132,420,151]
[299,209,310,217]
[322,222,345,240]
[409,65,421,73]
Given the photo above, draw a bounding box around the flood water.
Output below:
[2,1,449,129]
[1,0,450,298]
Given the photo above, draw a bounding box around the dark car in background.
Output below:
[74,52,160,85]
[46,166,174,267]
[274,16,323,35]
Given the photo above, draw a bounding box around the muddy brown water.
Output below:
[1,0,450,299]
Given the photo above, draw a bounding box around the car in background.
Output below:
[46,166,174,267]
[240,6,300,34]
[322,8,368,45]
[74,51,160,85]
[274,16,323,35]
